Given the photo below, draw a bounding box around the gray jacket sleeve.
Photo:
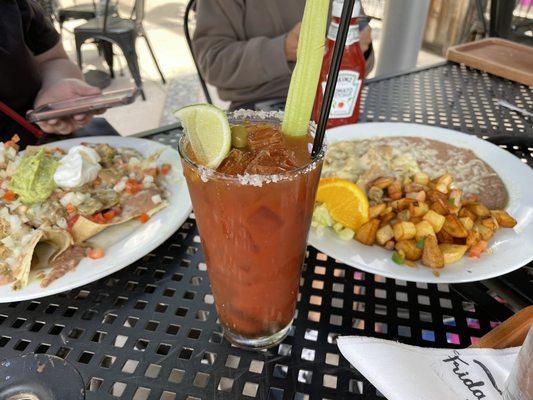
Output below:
[192,0,292,91]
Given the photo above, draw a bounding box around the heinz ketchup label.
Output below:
[312,0,366,128]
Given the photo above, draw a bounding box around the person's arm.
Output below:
[359,25,374,76]
[22,0,100,135]
[193,0,292,92]
[34,41,101,134]
[358,5,375,76]
[35,41,84,90]
[33,41,101,134]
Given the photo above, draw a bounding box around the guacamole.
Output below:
[9,149,58,204]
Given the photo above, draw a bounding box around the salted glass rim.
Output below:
[177,109,326,184]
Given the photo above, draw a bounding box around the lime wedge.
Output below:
[174,104,231,168]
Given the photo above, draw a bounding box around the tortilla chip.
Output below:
[32,228,73,270]
[70,201,168,243]
[11,230,43,290]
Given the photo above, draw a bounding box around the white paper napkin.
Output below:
[337,336,519,400]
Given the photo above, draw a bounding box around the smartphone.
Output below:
[27,87,138,123]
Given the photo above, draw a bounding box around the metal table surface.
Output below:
[0,62,532,400]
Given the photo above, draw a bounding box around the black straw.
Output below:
[312,0,356,157]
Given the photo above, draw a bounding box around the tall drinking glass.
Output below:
[179,111,324,349]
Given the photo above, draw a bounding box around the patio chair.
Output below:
[74,0,166,101]
[184,0,213,104]
[57,2,96,32]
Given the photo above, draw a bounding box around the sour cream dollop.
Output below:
[54,145,102,188]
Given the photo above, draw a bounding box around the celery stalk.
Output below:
[282,0,329,136]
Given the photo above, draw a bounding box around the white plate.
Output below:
[308,122,533,283]
[0,136,191,302]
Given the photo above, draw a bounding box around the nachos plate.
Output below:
[0,136,191,302]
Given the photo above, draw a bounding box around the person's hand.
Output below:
[284,22,301,62]
[360,25,372,54]
[33,78,102,135]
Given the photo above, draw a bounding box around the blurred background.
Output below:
[41,0,533,136]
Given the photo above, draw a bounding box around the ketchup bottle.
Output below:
[312,0,366,128]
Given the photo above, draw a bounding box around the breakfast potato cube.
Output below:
[404,183,425,193]
[435,174,453,194]
[490,210,517,228]
[410,217,423,225]
[367,176,394,189]
[397,210,411,222]
[384,240,395,250]
[467,203,490,218]
[462,193,480,205]
[437,229,454,244]
[427,189,448,204]
[459,217,474,231]
[475,222,494,241]
[390,198,414,211]
[393,221,416,241]
[376,224,394,246]
[387,180,402,200]
[430,198,450,216]
[443,215,468,238]
[415,221,435,241]
[439,244,468,265]
[413,172,429,186]
[395,240,422,261]
[480,216,499,231]
[423,210,446,233]
[409,201,429,217]
[379,212,396,227]
[356,219,380,246]
[422,236,444,269]
[466,230,481,249]
[459,207,477,222]
[369,204,387,219]
[448,189,462,214]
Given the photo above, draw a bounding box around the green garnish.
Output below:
[416,237,426,249]
[391,251,405,265]
[231,125,248,149]
[282,0,329,136]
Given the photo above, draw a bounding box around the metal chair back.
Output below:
[184,0,213,104]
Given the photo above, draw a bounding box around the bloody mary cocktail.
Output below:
[179,111,324,349]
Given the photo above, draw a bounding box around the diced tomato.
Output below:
[138,213,150,224]
[103,210,116,221]
[67,214,80,230]
[89,213,106,224]
[144,168,157,177]
[111,206,122,216]
[469,240,488,258]
[3,191,16,202]
[66,203,76,214]
[125,179,142,194]
[5,135,20,148]
[87,248,105,259]
[159,164,171,175]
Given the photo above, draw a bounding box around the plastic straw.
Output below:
[311,0,356,157]
[0,101,44,138]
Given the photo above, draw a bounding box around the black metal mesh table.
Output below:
[0,62,531,400]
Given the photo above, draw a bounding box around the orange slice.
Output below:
[316,178,369,231]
